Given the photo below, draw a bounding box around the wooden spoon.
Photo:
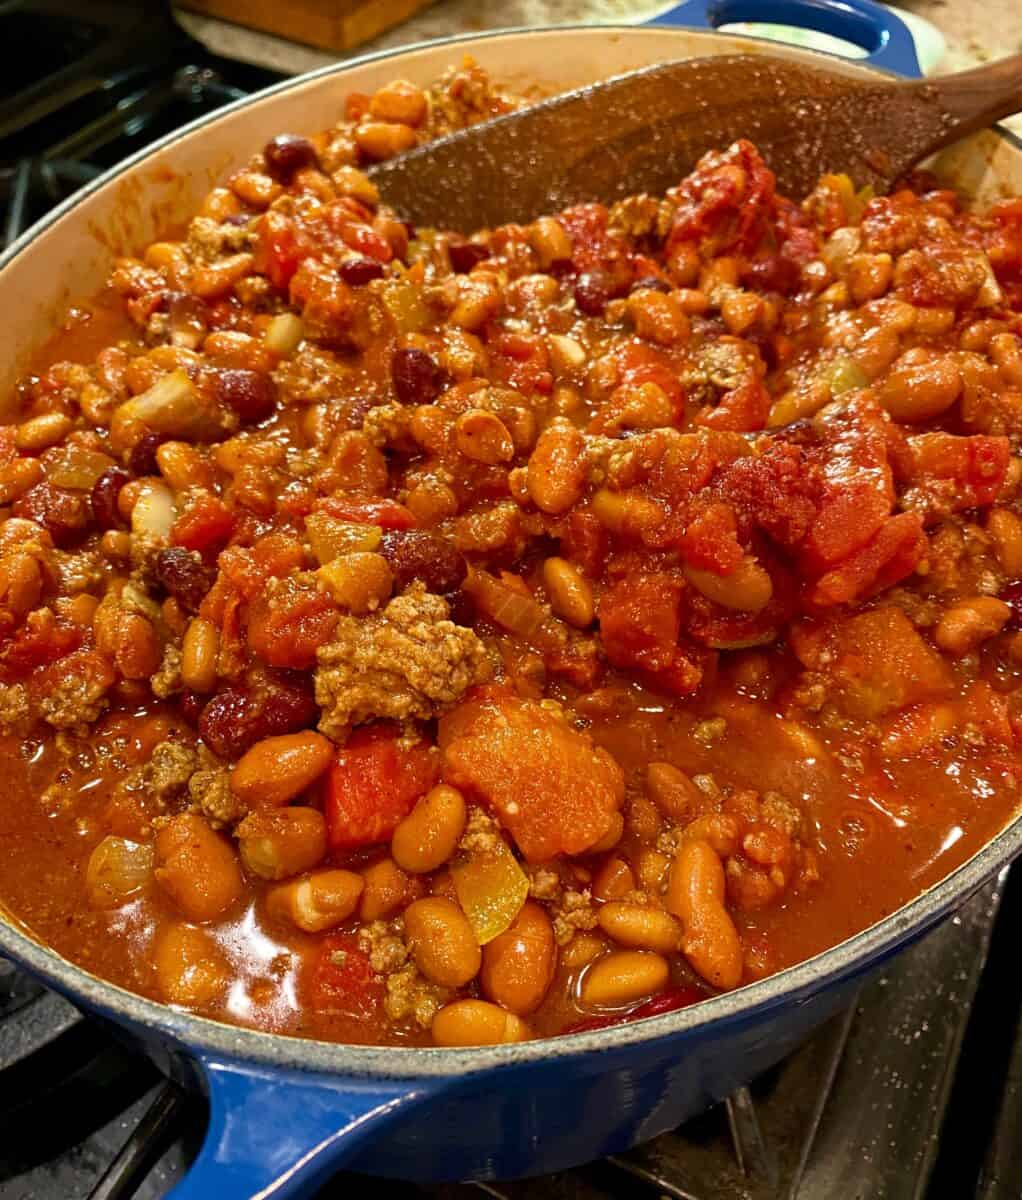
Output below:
[368,52,1022,232]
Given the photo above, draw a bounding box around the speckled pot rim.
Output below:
[2,23,1021,1079]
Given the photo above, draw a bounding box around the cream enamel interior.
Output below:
[2,25,1021,411]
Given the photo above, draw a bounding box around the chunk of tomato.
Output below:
[309,933,383,1020]
[323,724,439,851]
[315,496,418,530]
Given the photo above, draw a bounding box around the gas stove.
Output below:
[4,4,1022,1197]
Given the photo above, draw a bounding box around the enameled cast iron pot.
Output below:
[2,5,1021,1195]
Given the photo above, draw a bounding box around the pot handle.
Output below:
[164,1054,435,1199]
[644,0,923,78]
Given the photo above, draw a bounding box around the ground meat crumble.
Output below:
[315,582,491,739]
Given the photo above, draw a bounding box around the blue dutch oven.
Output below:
[5,5,1021,1197]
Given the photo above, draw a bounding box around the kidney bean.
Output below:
[741,253,801,295]
[339,257,385,286]
[391,347,443,406]
[199,689,261,759]
[630,276,671,295]
[263,134,318,181]
[91,467,130,530]
[129,432,170,478]
[178,689,205,724]
[212,368,276,424]
[153,547,214,613]
[574,267,631,316]
[999,579,1022,630]
[12,483,92,548]
[448,241,491,274]
[379,529,467,595]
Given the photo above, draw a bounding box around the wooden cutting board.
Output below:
[178,0,439,53]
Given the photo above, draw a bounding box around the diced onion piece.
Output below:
[821,225,861,272]
[452,837,529,945]
[116,370,217,439]
[827,356,868,397]
[131,481,176,539]
[974,251,1004,308]
[305,513,381,565]
[264,312,304,357]
[380,278,429,333]
[85,836,155,909]
[463,568,546,639]
[45,447,116,490]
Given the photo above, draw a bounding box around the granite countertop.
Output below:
[177,0,1022,127]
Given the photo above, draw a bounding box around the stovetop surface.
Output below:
[4,3,1022,1197]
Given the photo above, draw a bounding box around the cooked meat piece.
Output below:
[0,683,29,731]
[314,582,491,740]
[148,740,198,799]
[188,748,241,828]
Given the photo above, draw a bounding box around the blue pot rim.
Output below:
[1,22,1020,1080]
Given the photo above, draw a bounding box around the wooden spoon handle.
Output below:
[924,52,1022,140]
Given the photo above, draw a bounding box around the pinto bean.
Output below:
[230,731,334,808]
[527,421,586,514]
[684,558,773,612]
[391,784,467,874]
[432,999,531,1046]
[155,812,244,922]
[236,807,327,881]
[580,950,669,1007]
[266,868,364,933]
[878,348,962,422]
[934,596,1011,655]
[404,896,481,988]
[480,901,556,1015]
[597,902,683,954]
[155,923,229,1007]
[666,838,743,990]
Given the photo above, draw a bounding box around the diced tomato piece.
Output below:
[323,724,439,851]
[561,509,608,577]
[716,441,819,550]
[904,432,1010,520]
[440,687,624,862]
[247,577,338,670]
[491,331,553,394]
[791,607,952,720]
[680,503,743,574]
[598,572,683,674]
[252,531,306,577]
[698,376,770,432]
[0,610,81,679]
[172,493,236,555]
[29,647,115,707]
[963,681,1013,746]
[808,512,926,607]
[254,210,305,291]
[309,933,384,1019]
[563,984,708,1034]
[667,139,777,255]
[338,220,393,263]
[315,496,418,530]
[802,399,895,571]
